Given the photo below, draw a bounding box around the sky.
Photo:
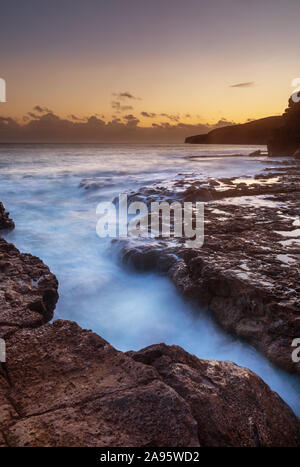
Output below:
[0,0,300,141]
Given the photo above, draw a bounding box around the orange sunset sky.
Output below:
[1,0,300,141]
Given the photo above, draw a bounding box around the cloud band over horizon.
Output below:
[0,108,238,143]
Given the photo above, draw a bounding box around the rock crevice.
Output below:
[0,202,299,447]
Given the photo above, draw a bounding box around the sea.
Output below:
[0,143,299,416]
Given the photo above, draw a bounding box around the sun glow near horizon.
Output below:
[1,0,300,140]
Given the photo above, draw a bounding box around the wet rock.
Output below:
[1,320,299,446]
[0,199,298,447]
[0,203,14,231]
[128,343,300,447]
[0,238,58,337]
[1,320,199,447]
[116,168,300,376]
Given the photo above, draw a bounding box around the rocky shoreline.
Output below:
[0,188,300,446]
[116,162,300,377]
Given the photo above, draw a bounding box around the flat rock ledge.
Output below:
[116,164,300,377]
[0,237,299,446]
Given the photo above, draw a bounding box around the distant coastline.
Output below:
[185,115,282,145]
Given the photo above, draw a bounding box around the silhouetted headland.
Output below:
[186,94,300,157]
[185,116,282,145]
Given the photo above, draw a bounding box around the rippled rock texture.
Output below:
[117,164,300,377]
[0,320,299,446]
[0,238,58,339]
[128,344,300,447]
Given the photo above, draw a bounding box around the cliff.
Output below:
[185,116,282,145]
[268,95,300,156]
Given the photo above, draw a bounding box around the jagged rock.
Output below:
[0,203,14,231]
[0,321,299,447]
[128,344,300,447]
[0,200,298,447]
[116,168,300,376]
[0,320,199,447]
[0,238,58,338]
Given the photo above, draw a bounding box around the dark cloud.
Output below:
[68,114,87,122]
[33,105,53,113]
[111,101,133,112]
[0,110,240,143]
[141,111,156,118]
[229,82,254,88]
[213,118,236,128]
[27,112,40,119]
[123,114,140,126]
[113,92,141,100]
[160,113,180,122]
[86,115,106,126]
[0,116,20,130]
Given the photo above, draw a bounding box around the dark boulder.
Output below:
[0,202,14,231]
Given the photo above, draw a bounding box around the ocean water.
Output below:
[0,143,299,416]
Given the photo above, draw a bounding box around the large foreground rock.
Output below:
[128,344,300,447]
[0,321,198,447]
[0,320,299,447]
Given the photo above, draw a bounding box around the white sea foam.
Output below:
[0,143,299,417]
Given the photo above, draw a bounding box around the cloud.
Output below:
[229,82,254,88]
[0,109,241,143]
[33,105,53,113]
[0,116,20,130]
[111,101,133,112]
[113,92,141,100]
[27,112,40,119]
[213,118,236,128]
[68,114,87,122]
[160,113,180,122]
[141,111,156,118]
[123,114,140,126]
